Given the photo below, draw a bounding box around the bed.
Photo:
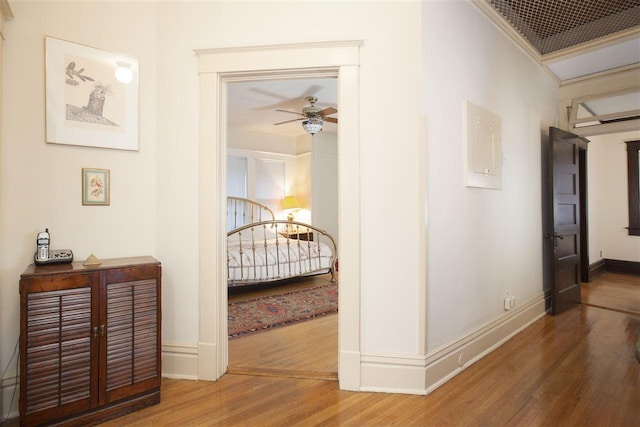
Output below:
[227,197,337,286]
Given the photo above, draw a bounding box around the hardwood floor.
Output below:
[582,272,640,314]
[228,273,338,380]
[96,273,638,426]
[101,302,639,426]
[3,274,638,426]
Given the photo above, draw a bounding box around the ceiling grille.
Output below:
[488,0,640,55]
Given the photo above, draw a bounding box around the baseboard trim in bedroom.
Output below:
[359,293,546,395]
[162,342,199,380]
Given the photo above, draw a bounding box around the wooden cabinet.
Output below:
[19,256,161,426]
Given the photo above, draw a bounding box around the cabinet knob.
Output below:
[100,324,106,338]
[92,326,98,339]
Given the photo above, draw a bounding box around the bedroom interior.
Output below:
[0,0,638,424]
[225,78,339,376]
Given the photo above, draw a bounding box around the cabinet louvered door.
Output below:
[20,257,161,425]
[20,273,99,425]
[100,265,161,405]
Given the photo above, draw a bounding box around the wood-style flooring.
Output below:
[3,273,638,426]
[581,271,640,314]
[228,273,338,380]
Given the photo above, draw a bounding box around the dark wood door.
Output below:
[546,127,588,315]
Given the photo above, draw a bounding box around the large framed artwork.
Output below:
[45,37,139,151]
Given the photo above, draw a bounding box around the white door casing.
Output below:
[196,41,363,390]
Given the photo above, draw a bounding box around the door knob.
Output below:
[545,232,564,247]
[545,233,564,240]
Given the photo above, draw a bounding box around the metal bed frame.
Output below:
[226,197,337,286]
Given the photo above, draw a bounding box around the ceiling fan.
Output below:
[273,96,338,134]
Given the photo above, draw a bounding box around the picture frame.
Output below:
[45,36,139,151]
[82,168,110,206]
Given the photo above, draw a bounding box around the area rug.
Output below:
[228,283,338,338]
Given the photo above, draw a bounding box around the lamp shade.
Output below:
[302,117,323,135]
[281,195,301,210]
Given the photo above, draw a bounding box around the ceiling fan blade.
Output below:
[276,109,305,116]
[274,118,304,126]
[323,117,338,124]
[317,107,338,116]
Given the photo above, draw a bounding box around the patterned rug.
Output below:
[228,283,338,338]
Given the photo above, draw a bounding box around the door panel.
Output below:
[546,127,588,315]
[20,273,100,425]
[556,235,577,259]
[101,265,161,406]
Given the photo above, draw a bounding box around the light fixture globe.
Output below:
[302,117,323,135]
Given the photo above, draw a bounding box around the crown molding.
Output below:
[469,0,564,84]
[469,0,542,62]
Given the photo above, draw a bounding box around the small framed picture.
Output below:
[82,168,110,205]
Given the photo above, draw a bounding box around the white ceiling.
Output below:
[227,77,337,138]
[545,36,640,81]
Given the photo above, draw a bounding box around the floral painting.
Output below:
[82,168,110,205]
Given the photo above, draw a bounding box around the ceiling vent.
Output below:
[488,0,640,55]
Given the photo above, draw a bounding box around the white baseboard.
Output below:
[360,353,428,394]
[162,342,199,380]
[424,292,546,393]
[360,293,546,395]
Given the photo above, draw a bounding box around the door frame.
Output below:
[578,148,589,281]
[195,41,363,390]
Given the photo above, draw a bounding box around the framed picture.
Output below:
[82,168,110,206]
[46,36,139,151]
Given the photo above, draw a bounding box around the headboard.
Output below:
[226,197,275,231]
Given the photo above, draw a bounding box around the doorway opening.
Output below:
[195,40,363,390]
[225,77,339,379]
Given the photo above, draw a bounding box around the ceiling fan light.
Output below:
[302,117,323,135]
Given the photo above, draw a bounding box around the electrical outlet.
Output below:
[509,295,516,308]
[504,294,511,310]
